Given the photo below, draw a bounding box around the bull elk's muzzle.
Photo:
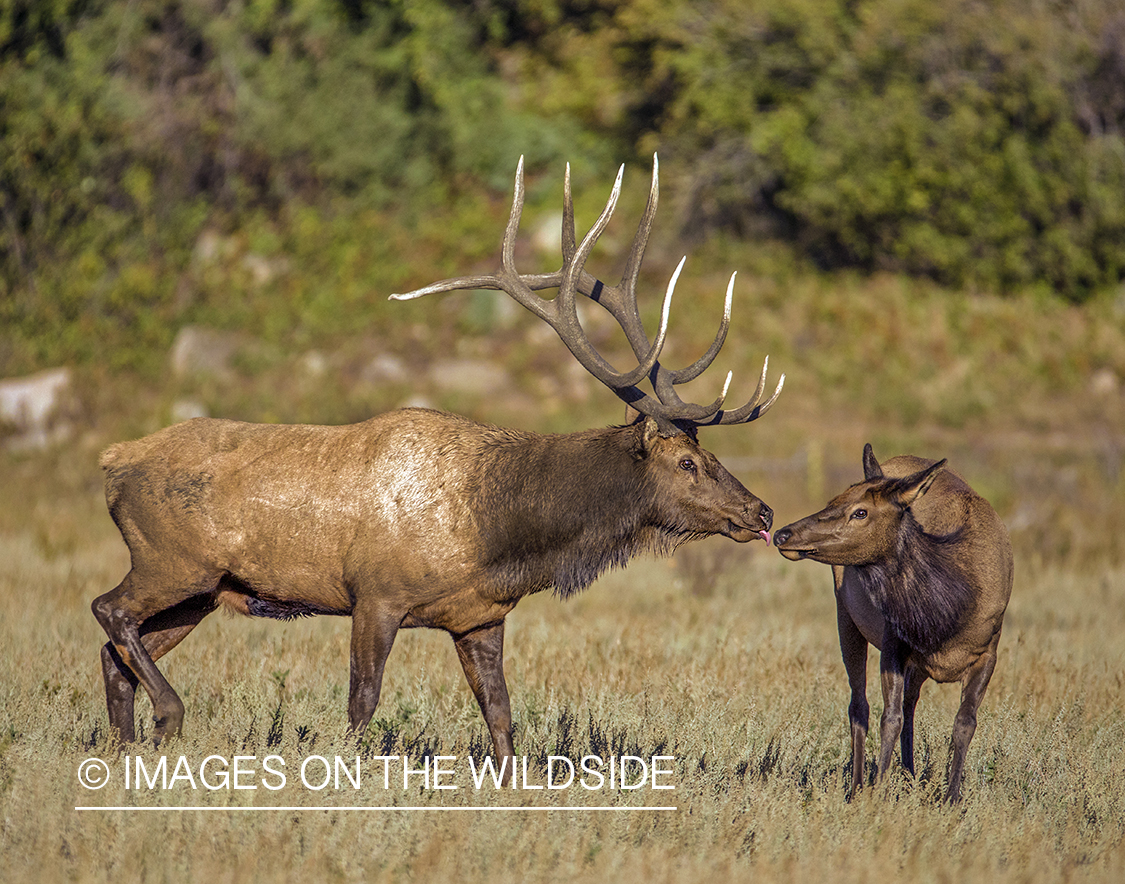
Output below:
[725,500,773,544]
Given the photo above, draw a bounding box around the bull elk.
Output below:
[773,444,1013,802]
[91,157,784,771]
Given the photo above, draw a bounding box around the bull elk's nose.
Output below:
[758,502,773,530]
[774,527,792,546]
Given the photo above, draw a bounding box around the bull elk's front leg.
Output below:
[454,620,516,783]
[346,601,402,733]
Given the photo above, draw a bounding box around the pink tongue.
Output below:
[759,530,772,545]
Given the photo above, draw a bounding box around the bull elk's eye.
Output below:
[679,457,697,474]
[850,508,868,521]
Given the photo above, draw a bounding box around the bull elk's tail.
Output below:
[99,442,128,470]
[99,443,133,513]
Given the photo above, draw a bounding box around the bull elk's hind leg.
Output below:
[92,570,220,744]
[100,642,139,743]
[99,593,220,743]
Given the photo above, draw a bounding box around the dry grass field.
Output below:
[1,271,1123,882]
[1,444,1123,882]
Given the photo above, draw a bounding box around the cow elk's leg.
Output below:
[346,602,401,734]
[900,663,927,778]
[836,585,870,799]
[946,642,998,803]
[877,632,910,787]
[99,593,218,743]
[454,620,515,779]
[92,572,217,745]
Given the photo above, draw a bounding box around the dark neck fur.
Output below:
[474,426,678,599]
[851,510,973,654]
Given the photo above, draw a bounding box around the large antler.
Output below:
[390,155,783,432]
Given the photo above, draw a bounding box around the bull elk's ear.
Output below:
[634,415,687,457]
[632,416,662,458]
[862,443,883,480]
[893,458,947,508]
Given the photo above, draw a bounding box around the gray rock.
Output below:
[429,358,512,396]
[0,367,73,450]
[170,325,245,379]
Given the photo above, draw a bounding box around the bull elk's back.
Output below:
[100,411,500,616]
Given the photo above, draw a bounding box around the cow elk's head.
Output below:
[774,444,947,565]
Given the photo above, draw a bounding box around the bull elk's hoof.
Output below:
[151,720,175,746]
[151,701,184,745]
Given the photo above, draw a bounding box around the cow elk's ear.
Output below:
[894,458,947,508]
[862,443,883,481]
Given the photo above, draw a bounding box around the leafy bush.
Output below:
[3,0,1125,378]
[531,0,1125,298]
[0,0,593,372]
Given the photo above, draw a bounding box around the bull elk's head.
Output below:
[390,156,783,437]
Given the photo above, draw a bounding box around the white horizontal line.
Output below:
[76,805,677,812]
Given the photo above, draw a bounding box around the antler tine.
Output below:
[499,155,527,276]
[662,271,734,386]
[390,156,555,324]
[551,166,675,391]
[556,163,623,320]
[637,267,734,425]
[562,163,576,262]
[623,154,661,293]
[583,159,736,423]
[700,358,786,425]
[576,154,660,360]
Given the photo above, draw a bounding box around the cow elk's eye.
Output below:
[850,508,868,521]
[679,457,697,474]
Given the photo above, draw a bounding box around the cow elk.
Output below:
[92,157,784,773]
[773,444,1013,802]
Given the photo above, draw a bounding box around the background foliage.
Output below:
[3,0,1125,375]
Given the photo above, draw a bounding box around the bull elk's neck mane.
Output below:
[473,424,672,599]
[851,510,974,655]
